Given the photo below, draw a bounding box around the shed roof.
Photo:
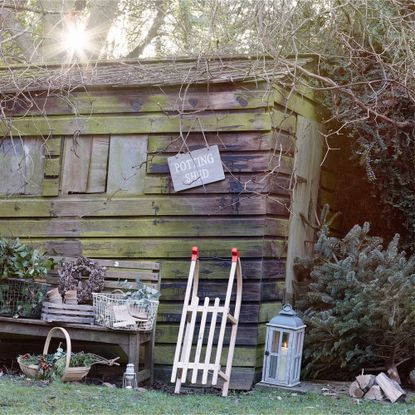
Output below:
[0,56,313,94]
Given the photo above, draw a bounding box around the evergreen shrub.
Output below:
[296,222,415,380]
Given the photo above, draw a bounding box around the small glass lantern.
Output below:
[262,304,306,387]
[123,363,138,389]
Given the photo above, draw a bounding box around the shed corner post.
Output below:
[285,115,323,301]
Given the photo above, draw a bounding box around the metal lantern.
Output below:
[123,363,138,389]
[262,304,306,387]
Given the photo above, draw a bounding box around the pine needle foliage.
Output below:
[297,222,415,380]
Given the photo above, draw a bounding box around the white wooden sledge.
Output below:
[171,247,242,397]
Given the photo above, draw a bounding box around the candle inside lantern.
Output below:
[277,341,288,381]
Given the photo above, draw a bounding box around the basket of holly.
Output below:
[17,327,119,381]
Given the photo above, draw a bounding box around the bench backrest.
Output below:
[46,257,161,292]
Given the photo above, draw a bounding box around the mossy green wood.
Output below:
[0,196,273,216]
[155,345,258,367]
[147,153,293,175]
[0,217,288,238]
[147,132,283,153]
[42,178,60,196]
[24,237,286,258]
[1,112,272,136]
[4,85,274,117]
[44,158,60,176]
[42,137,61,196]
[272,109,297,134]
[30,256,283,280]
[281,82,315,102]
[273,87,318,121]
[155,323,260,346]
[160,280,277,302]
[257,324,267,345]
[143,174,292,196]
[158,302,263,324]
[44,137,62,156]
[159,259,286,281]
[259,301,282,323]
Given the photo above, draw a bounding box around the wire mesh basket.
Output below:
[0,279,49,318]
[93,293,158,331]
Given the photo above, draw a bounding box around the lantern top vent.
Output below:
[267,304,305,330]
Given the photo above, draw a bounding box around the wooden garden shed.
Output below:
[0,56,327,389]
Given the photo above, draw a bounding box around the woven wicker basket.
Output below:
[17,327,90,381]
[17,360,39,378]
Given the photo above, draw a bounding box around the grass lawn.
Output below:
[0,376,414,415]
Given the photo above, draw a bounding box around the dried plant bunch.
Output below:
[58,256,105,304]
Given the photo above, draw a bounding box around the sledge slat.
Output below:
[202,297,220,384]
[180,296,199,383]
[191,296,210,383]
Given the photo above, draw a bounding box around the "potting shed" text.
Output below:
[167,145,225,192]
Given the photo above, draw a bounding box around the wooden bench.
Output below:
[0,258,160,384]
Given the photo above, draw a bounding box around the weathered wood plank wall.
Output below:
[0,80,319,389]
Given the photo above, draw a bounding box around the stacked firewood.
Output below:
[349,373,406,403]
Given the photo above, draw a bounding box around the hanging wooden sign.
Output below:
[167,145,225,192]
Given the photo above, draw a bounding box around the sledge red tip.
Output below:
[191,246,199,260]
[231,248,239,262]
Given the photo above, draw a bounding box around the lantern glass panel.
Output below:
[268,355,278,379]
[296,332,302,354]
[282,332,289,348]
[270,330,280,353]
[293,357,300,380]
[276,332,290,381]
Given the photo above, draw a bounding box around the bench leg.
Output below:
[144,335,154,384]
[127,334,140,373]
[126,333,154,386]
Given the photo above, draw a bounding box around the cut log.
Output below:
[356,374,376,392]
[349,381,364,398]
[375,372,406,403]
[364,385,384,401]
[387,366,401,384]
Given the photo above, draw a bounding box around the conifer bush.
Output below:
[296,222,415,380]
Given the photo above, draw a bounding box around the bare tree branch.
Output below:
[126,0,168,58]
[84,0,119,59]
[0,0,40,62]
[281,58,415,130]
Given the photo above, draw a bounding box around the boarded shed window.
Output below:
[107,135,148,195]
[61,136,110,194]
[0,138,44,196]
